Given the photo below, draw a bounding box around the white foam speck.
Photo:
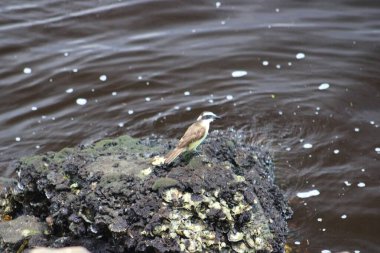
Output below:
[99,75,107,82]
[112,92,117,96]
[285,147,291,151]
[231,70,247,78]
[370,120,375,125]
[288,62,292,66]
[221,20,226,25]
[322,228,326,232]
[64,52,69,57]
[318,83,330,90]
[35,145,40,149]
[128,110,134,115]
[138,76,142,80]
[296,189,320,199]
[145,97,151,102]
[208,99,214,103]
[275,8,280,12]
[344,181,351,186]
[23,67,32,74]
[276,64,281,69]
[317,218,322,222]
[294,241,300,245]
[354,250,361,253]
[73,68,78,73]
[296,52,305,59]
[15,137,21,142]
[262,61,269,66]
[226,95,234,100]
[341,214,347,219]
[357,182,366,188]
[375,147,380,154]
[278,111,283,115]
[354,127,360,132]
[184,91,190,96]
[321,250,331,253]
[303,143,313,149]
[118,122,124,127]
[76,98,87,105]
[186,106,191,111]
[333,149,340,154]
[31,106,38,111]
[216,1,221,8]
[174,106,180,110]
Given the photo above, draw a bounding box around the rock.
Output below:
[0,129,292,252]
[0,215,46,252]
[30,246,90,253]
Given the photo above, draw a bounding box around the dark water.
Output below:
[1,0,380,252]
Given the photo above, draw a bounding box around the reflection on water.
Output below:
[1,0,379,252]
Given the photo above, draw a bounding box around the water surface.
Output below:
[1,0,379,252]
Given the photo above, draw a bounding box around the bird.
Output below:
[164,111,220,164]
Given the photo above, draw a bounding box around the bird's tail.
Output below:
[164,148,185,164]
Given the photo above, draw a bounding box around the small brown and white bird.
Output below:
[164,111,220,164]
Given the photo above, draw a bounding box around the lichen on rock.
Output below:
[0,129,292,252]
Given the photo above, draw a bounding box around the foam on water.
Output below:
[23,67,32,74]
[145,97,151,102]
[375,147,380,154]
[357,182,366,188]
[184,91,190,96]
[296,189,320,198]
[262,60,269,66]
[76,98,87,105]
[15,137,21,142]
[303,143,313,149]
[318,83,330,90]
[31,106,38,111]
[344,181,351,186]
[226,95,233,100]
[66,88,74,93]
[99,74,107,81]
[231,70,247,77]
[128,110,134,115]
[296,52,305,59]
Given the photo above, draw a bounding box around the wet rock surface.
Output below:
[0,130,292,253]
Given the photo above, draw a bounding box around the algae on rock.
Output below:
[0,129,292,253]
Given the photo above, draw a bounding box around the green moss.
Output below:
[84,135,159,155]
[188,156,204,170]
[19,155,47,173]
[53,147,75,163]
[152,178,179,191]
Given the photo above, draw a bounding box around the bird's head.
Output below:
[197,111,221,122]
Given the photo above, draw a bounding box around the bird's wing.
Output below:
[177,122,206,148]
